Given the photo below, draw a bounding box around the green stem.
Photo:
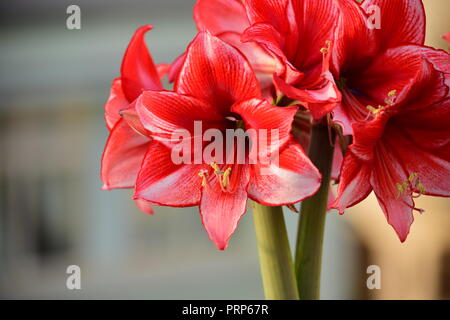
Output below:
[295,122,334,300]
[252,202,299,300]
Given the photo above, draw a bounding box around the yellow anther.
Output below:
[210,162,221,173]
[388,90,397,97]
[417,182,426,195]
[367,105,384,115]
[408,172,418,183]
[198,170,209,187]
[396,173,426,198]
[320,40,331,54]
[222,167,232,188]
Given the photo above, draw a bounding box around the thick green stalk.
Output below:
[295,122,334,300]
[252,202,299,300]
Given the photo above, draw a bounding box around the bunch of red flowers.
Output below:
[101,0,450,250]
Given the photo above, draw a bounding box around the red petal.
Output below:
[136,90,225,142]
[156,63,170,79]
[395,57,448,112]
[352,46,441,105]
[120,103,149,137]
[101,119,150,190]
[248,140,321,205]
[175,32,261,112]
[242,23,288,69]
[290,0,341,68]
[134,141,204,207]
[104,78,129,130]
[384,117,450,197]
[231,98,297,152]
[121,25,162,102]
[199,164,250,250]
[331,143,343,181]
[217,31,277,74]
[273,72,340,119]
[370,0,425,50]
[168,53,186,83]
[194,0,249,34]
[332,0,375,76]
[244,0,290,33]
[330,152,372,214]
[134,199,154,215]
[370,142,414,242]
[218,31,277,99]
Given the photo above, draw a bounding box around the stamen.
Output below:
[198,170,209,187]
[209,162,233,192]
[366,105,384,115]
[222,167,232,188]
[396,172,426,199]
[366,90,398,116]
[395,172,426,213]
[320,40,332,54]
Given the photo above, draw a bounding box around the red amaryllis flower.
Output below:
[331,0,449,135]
[133,32,321,249]
[330,57,450,241]
[101,25,167,214]
[192,0,342,116]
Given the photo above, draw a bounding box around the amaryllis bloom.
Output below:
[331,0,449,135]
[101,25,167,213]
[331,57,450,241]
[133,32,321,249]
[193,0,342,118]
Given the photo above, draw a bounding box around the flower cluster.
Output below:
[102,0,450,248]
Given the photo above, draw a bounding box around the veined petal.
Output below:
[369,0,425,50]
[175,32,261,113]
[332,0,375,76]
[134,140,203,207]
[199,164,250,250]
[384,122,450,197]
[101,119,150,190]
[217,31,276,74]
[353,46,444,105]
[242,23,288,69]
[231,98,297,153]
[395,57,448,112]
[121,25,162,102]
[243,0,290,33]
[248,140,321,205]
[136,90,225,142]
[194,0,249,34]
[330,151,372,214]
[273,72,340,119]
[370,142,414,242]
[104,78,129,130]
[290,0,341,69]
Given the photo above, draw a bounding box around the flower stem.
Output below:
[252,202,299,300]
[295,122,334,300]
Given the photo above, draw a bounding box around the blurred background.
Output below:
[0,0,448,299]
